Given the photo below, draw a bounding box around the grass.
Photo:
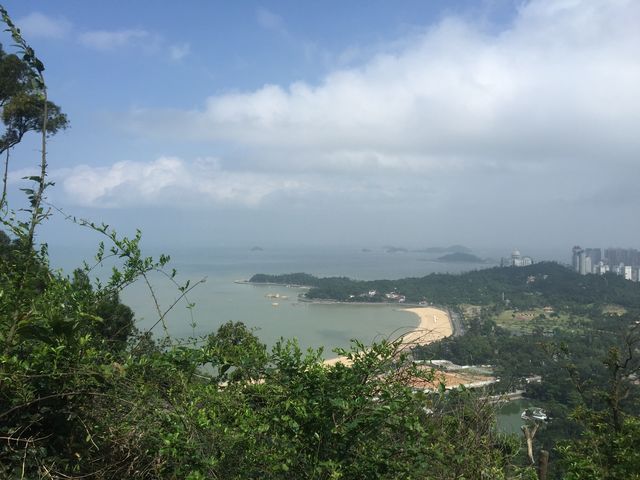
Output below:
[493,307,590,334]
[459,304,482,321]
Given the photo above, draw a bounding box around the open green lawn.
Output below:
[459,304,482,321]
[493,308,590,334]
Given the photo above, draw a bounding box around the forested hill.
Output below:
[249,272,322,286]
[250,262,640,309]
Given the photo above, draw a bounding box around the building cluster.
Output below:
[500,249,533,267]
[572,246,640,281]
[348,290,407,302]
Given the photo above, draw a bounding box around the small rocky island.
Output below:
[437,252,485,263]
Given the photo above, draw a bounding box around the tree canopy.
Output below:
[0,43,68,155]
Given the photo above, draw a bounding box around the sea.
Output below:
[48,244,567,357]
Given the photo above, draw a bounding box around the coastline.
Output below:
[237,280,454,366]
[237,280,431,307]
[323,306,453,367]
[234,280,311,289]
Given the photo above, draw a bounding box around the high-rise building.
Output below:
[605,248,619,266]
[572,246,583,272]
[585,256,592,275]
[573,245,640,277]
[604,248,640,268]
[579,250,587,275]
[585,248,601,266]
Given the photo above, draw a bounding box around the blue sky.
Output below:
[2,1,639,251]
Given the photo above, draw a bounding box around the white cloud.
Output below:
[6,167,38,184]
[168,42,190,61]
[78,29,150,51]
[256,7,286,33]
[126,0,640,178]
[16,12,71,39]
[78,28,188,60]
[59,157,315,208]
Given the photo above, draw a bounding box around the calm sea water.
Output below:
[497,399,537,435]
[47,244,564,357]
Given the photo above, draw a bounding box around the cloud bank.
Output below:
[55,0,638,245]
[126,0,639,178]
[59,157,314,208]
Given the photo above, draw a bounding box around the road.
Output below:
[448,308,464,337]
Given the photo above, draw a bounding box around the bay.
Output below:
[50,245,501,356]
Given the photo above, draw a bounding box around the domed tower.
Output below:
[511,249,523,267]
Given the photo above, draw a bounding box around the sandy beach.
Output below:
[324,306,452,366]
[397,307,453,348]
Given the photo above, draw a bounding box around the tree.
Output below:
[554,326,640,479]
[0,40,68,212]
[206,321,268,382]
[0,43,68,154]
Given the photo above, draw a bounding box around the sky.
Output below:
[2,0,639,253]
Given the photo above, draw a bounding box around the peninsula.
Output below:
[247,262,640,309]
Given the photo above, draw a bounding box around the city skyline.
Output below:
[572,245,640,281]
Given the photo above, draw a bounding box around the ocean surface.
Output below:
[48,244,567,357]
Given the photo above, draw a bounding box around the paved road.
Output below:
[448,308,464,336]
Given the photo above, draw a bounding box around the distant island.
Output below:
[250,246,264,251]
[415,245,473,254]
[436,252,485,263]
[383,245,408,253]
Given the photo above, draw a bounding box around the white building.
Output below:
[595,261,609,275]
[510,249,533,267]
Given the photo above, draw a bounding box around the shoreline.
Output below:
[237,280,455,367]
[323,306,453,367]
[235,280,310,289]
[237,280,432,308]
[397,307,453,347]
